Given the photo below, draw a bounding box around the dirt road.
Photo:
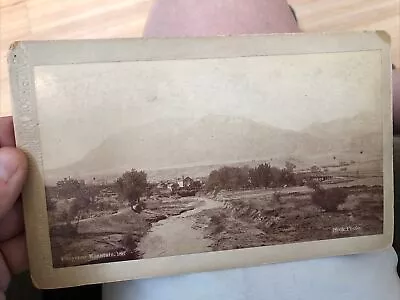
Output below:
[138,196,222,258]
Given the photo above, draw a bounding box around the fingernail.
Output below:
[0,152,18,183]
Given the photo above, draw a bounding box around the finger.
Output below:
[0,147,28,220]
[0,201,24,242]
[0,117,15,147]
[0,234,28,275]
[0,250,11,292]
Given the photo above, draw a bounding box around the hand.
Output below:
[0,116,28,299]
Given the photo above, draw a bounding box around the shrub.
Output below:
[97,199,119,212]
[46,197,56,211]
[272,191,281,203]
[59,209,69,223]
[311,184,348,212]
[207,212,227,234]
[311,165,321,173]
[279,168,296,186]
[122,233,139,250]
[120,233,142,259]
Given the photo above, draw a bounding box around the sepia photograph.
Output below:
[31,49,386,268]
[8,32,394,288]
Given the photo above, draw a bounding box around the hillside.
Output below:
[45,112,382,183]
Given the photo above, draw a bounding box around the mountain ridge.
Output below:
[46,112,381,182]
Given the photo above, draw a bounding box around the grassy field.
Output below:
[193,184,383,251]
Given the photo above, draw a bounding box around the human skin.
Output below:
[0,117,28,300]
[144,0,300,37]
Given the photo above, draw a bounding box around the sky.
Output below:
[34,50,382,170]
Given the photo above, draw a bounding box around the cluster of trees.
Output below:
[56,177,84,198]
[206,166,249,192]
[205,163,349,212]
[50,177,93,234]
[249,162,297,188]
[51,169,150,235]
[206,162,299,192]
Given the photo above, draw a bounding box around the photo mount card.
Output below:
[8,31,394,289]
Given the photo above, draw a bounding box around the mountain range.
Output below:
[46,112,382,182]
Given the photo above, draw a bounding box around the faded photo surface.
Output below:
[34,51,384,268]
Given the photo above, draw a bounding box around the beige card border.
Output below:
[8,31,394,289]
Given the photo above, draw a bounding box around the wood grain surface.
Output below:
[1,0,399,116]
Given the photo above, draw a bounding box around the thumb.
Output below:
[0,148,28,220]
